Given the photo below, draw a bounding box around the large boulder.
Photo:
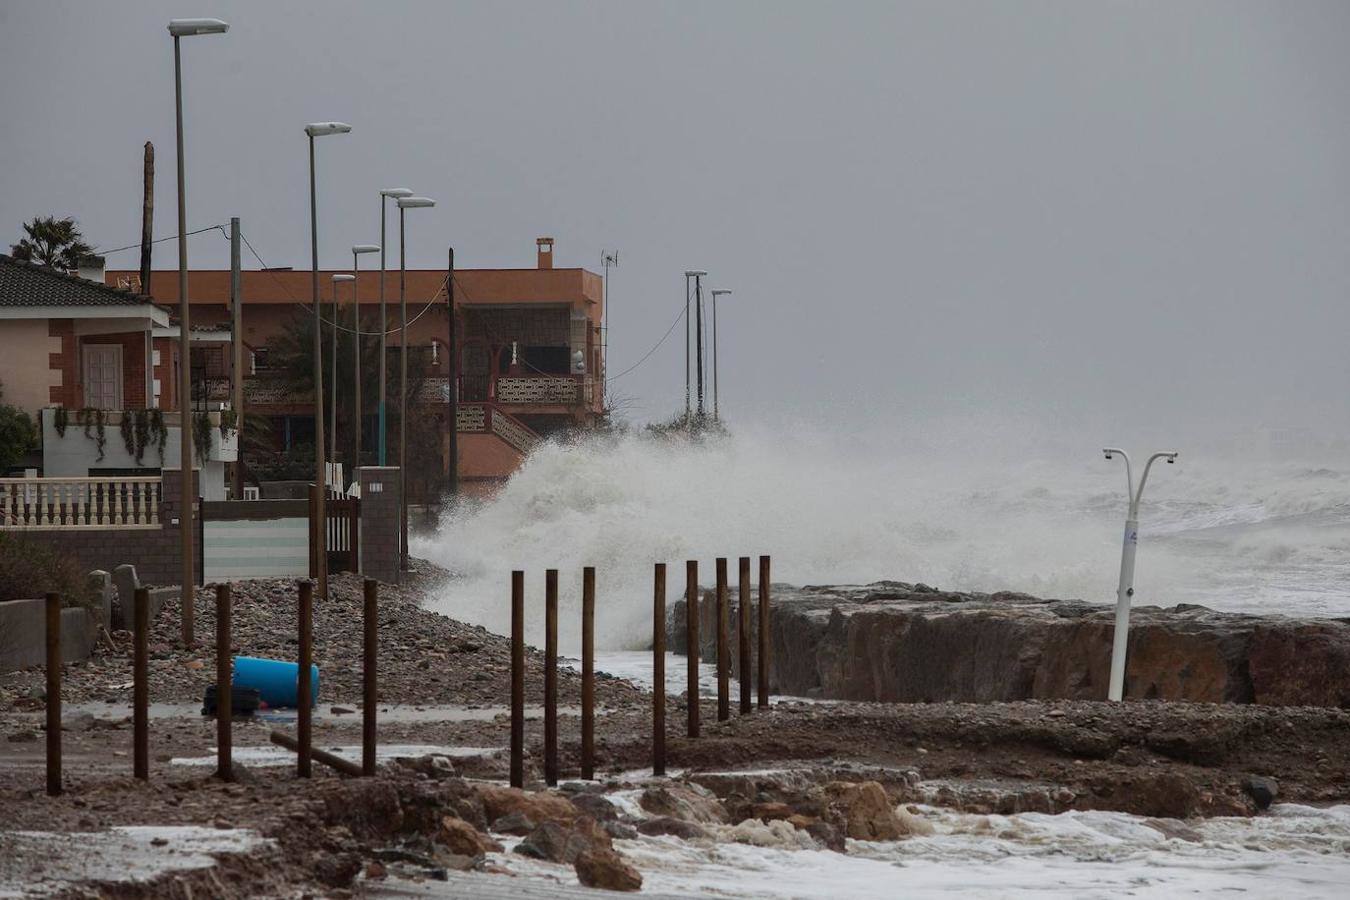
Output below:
[638,783,728,824]
[438,815,502,856]
[478,785,578,827]
[513,817,611,864]
[822,781,905,841]
[574,848,642,892]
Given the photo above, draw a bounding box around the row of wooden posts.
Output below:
[39,554,770,795]
[511,555,772,789]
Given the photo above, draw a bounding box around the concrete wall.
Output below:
[0,601,97,673]
[40,412,228,500]
[0,319,60,414]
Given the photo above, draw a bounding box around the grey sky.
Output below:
[2,1,1348,439]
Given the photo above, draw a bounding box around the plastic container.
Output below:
[232,656,320,709]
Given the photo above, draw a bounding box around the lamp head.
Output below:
[380,188,414,198]
[711,289,732,298]
[684,270,707,278]
[168,18,228,36]
[1103,449,1114,460]
[332,274,356,282]
[304,122,352,137]
[352,244,379,255]
[397,196,436,209]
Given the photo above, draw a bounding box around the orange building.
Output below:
[107,238,605,498]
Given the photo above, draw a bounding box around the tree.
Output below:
[0,383,39,473]
[10,216,94,270]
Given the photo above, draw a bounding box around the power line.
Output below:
[95,224,229,254]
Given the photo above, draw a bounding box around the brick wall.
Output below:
[359,466,401,584]
[48,319,77,407]
[82,332,148,409]
[35,471,199,587]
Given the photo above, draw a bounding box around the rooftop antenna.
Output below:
[601,250,618,400]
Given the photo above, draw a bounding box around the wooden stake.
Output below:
[297,579,313,778]
[716,557,729,722]
[270,730,361,777]
[363,578,378,776]
[133,587,149,780]
[45,593,61,796]
[739,556,752,714]
[758,555,771,707]
[510,570,524,788]
[544,568,559,787]
[686,560,699,739]
[216,583,232,781]
[653,563,667,775]
[581,566,596,780]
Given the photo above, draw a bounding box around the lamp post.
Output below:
[1101,447,1179,701]
[330,273,354,485]
[684,271,706,424]
[378,189,413,466]
[396,196,435,573]
[352,245,379,472]
[168,16,228,646]
[710,289,731,421]
[305,121,351,600]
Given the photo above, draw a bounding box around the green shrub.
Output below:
[0,532,90,607]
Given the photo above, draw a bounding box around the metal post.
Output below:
[133,587,148,780]
[173,35,195,646]
[695,275,705,418]
[45,593,61,796]
[330,279,338,480]
[215,583,232,781]
[353,253,362,473]
[510,571,525,788]
[716,557,729,721]
[378,196,389,466]
[738,556,751,714]
[684,273,691,420]
[309,134,327,600]
[447,247,458,499]
[713,292,719,421]
[230,217,244,501]
[581,565,595,780]
[297,579,313,778]
[363,578,378,776]
[544,568,559,786]
[653,562,666,776]
[758,555,771,708]
[685,560,699,738]
[398,207,408,573]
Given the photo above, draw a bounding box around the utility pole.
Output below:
[139,142,154,294]
[601,251,617,403]
[446,247,458,499]
[683,272,691,422]
[710,289,731,422]
[693,272,706,419]
[230,217,244,501]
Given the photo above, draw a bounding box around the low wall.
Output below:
[0,602,96,673]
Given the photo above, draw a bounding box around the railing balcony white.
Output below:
[0,476,162,530]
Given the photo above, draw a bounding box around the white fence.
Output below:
[0,476,162,530]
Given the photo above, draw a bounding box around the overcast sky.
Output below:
[2,1,1348,440]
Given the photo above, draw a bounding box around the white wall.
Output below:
[40,412,229,500]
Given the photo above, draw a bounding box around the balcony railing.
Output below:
[496,376,579,405]
[0,476,162,530]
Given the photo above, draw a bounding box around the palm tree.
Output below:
[10,216,94,271]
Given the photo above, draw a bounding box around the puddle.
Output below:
[170,743,504,768]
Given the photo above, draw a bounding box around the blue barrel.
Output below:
[232,656,320,708]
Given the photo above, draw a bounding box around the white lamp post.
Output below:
[377,189,413,466]
[710,289,731,421]
[395,196,435,573]
[1102,447,1179,701]
[351,245,379,474]
[330,273,355,481]
[167,16,227,647]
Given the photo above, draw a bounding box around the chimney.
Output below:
[536,237,554,270]
[76,254,106,284]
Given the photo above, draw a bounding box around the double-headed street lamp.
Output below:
[330,273,355,481]
[1101,447,1179,701]
[378,189,413,466]
[305,121,351,602]
[168,16,228,647]
[352,245,379,470]
[396,196,435,573]
[710,289,731,421]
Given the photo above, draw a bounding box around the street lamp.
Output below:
[683,271,706,424]
[167,15,227,647]
[378,189,413,466]
[305,120,351,604]
[1101,447,1179,701]
[710,289,731,421]
[351,245,379,474]
[330,273,355,485]
[396,196,435,573]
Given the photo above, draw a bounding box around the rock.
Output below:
[6,730,37,743]
[514,817,610,864]
[823,782,904,841]
[331,706,356,715]
[603,820,639,840]
[570,792,620,822]
[478,785,578,827]
[398,754,458,780]
[63,712,97,732]
[490,811,536,835]
[636,816,710,840]
[438,815,502,856]
[321,781,404,838]
[314,852,363,888]
[574,848,642,892]
[805,820,846,852]
[749,801,794,822]
[1243,775,1279,811]
[364,861,387,880]
[638,783,728,824]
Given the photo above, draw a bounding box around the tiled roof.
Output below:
[0,254,158,308]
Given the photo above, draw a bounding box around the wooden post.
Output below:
[45,593,61,796]
[739,556,752,714]
[308,484,319,578]
[716,557,729,722]
[544,568,559,787]
[581,566,595,780]
[510,570,524,788]
[133,587,149,780]
[297,579,313,778]
[363,578,378,776]
[758,555,771,708]
[270,731,362,778]
[215,583,232,782]
[653,563,667,775]
[139,141,154,295]
[685,560,699,738]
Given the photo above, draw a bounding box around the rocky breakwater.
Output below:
[670,582,1350,706]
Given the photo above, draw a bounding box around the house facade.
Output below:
[107,237,606,498]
